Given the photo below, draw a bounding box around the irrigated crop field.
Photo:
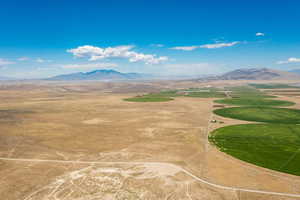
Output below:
[213,107,300,124]
[0,80,300,200]
[209,124,300,176]
[211,82,300,185]
[214,98,295,107]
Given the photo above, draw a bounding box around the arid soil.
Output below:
[0,80,299,200]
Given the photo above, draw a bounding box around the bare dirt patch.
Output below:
[82,118,111,125]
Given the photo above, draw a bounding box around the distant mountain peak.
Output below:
[47,69,149,81]
[218,67,300,80]
[289,69,300,74]
[85,69,120,74]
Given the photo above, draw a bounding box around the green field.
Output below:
[185,91,226,98]
[214,107,300,124]
[153,90,181,97]
[209,124,300,176]
[124,88,226,102]
[214,98,295,107]
[225,86,276,98]
[249,83,299,89]
[183,87,225,98]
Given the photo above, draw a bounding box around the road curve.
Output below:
[0,157,300,198]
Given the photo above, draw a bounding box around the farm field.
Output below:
[211,83,300,177]
[209,124,300,176]
[214,106,300,124]
[264,88,300,97]
[225,86,276,98]
[185,91,226,98]
[249,83,300,89]
[214,98,295,107]
[124,88,226,102]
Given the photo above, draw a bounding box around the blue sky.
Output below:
[1,0,300,78]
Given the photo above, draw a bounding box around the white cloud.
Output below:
[199,41,240,49]
[277,57,300,64]
[256,32,265,36]
[62,63,117,69]
[67,45,168,64]
[170,42,240,51]
[18,57,30,61]
[170,46,199,51]
[36,58,52,63]
[0,58,15,66]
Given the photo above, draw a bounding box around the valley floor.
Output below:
[0,80,299,199]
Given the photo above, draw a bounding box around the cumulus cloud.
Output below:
[67,45,168,64]
[170,42,239,51]
[277,57,300,64]
[62,63,117,69]
[18,57,30,61]
[0,58,15,66]
[256,32,265,36]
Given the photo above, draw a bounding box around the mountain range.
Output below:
[47,69,150,81]
[1,68,300,81]
[48,68,300,81]
[289,69,300,74]
[215,68,300,80]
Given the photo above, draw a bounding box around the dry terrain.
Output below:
[0,80,300,200]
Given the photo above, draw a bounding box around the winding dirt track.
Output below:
[0,157,299,198]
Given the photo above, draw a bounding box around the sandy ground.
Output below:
[0,80,299,199]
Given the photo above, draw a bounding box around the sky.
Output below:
[1,0,300,78]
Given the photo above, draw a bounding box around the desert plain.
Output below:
[0,80,300,200]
